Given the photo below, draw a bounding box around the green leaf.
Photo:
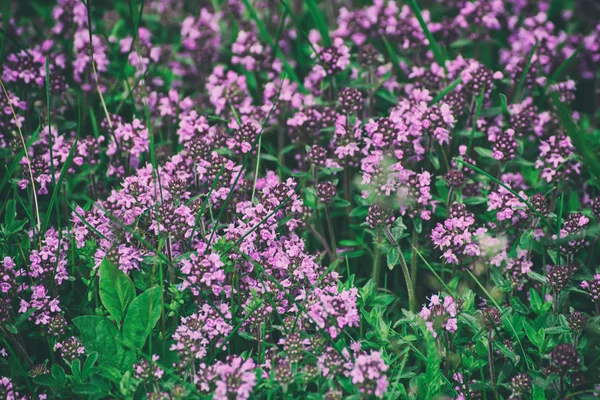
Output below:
[33,374,57,387]
[82,352,98,380]
[463,196,487,205]
[121,286,162,351]
[51,364,67,386]
[413,217,422,234]
[524,321,543,350]
[420,325,443,398]
[99,258,136,324]
[532,385,546,400]
[530,288,543,314]
[510,297,530,315]
[381,36,406,81]
[430,77,462,106]
[73,316,128,369]
[387,247,399,270]
[474,146,495,159]
[500,93,509,115]
[4,199,15,226]
[71,359,82,383]
[332,198,351,208]
[514,42,538,103]
[72,383,102,395]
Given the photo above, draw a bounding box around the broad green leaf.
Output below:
[524,321,542,349]
[51,364,67,386]
[99,258,136,324]
[530,288,543,315]
[71,359,82,383]
[532,385,546,400]
[33,374,57,387]
[122,286,162,351]
[73,316,127,368]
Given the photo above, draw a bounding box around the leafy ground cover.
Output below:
[1,0,600,398]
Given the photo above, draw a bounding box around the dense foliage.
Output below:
[1,0,600,398]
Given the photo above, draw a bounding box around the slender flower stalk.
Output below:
[383,227,416,313]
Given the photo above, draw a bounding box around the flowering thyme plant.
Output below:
[1,0,600,399]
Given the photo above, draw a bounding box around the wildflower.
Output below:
[568,311,588,334]
[349,351,389,398]
[307,145,328,167]
[419,294,459,337]
[308,287,360,339]
[133,355,164,382]
[547,265,571,293]
[550,344,580,374]
[511,373,532,397]
[580,274,600,304]
[529,193,550,216]
[212,356,257,400]
[492,128,518,162]
[444,169,465,189]
[317,182,337,204]
[337,88,363,114]
[55,336,85,362]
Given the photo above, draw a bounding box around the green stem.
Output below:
[372,230,382,286]
[325,207,337,259]
[384,227,416,313]
[411,229,418,290]
[251,133,263,203]
[488,330,497,397]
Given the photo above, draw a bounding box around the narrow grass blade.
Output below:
[382,36,406,82]
[45,58,57,189]
[546,47,581,89]
[241,0,301,85]
[430,77,462,106]
[406,0,445,66]
[513,41,538,103]
[305,0,331,46]
[41,137,79,233]
[0,78,41,232]
[0,125,41,195]
[412,245,454,295]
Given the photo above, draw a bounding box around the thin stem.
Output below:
[0,79,41,233]
[411,229,418,290]
[324,207,337,259]
[307,223,335,263]
[384,227,416,313]
[251,133,263,203]
[372,230,382,286]
[488,330,497,397]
